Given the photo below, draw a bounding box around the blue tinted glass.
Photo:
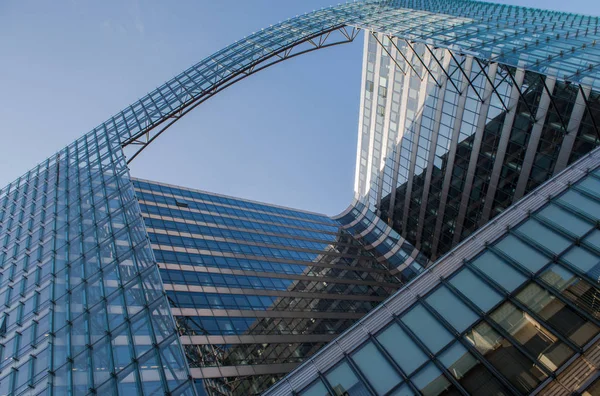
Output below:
[325,361,368,395]
[562,246,600,276]
[411,363,452,394]
[516,219,571,254]
[376,323,428,375]
[402,304,453,353]
[449,268,502,312]
[351,341,401,394]
[495,234,549,273]
[471,251,526,292]
[557,190,600,221]
[426,286,478,332]
[300,379,329,396]
[537,204,594,237]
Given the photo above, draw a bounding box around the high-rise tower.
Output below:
[2,1,600,395]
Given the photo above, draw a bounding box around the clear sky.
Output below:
[0,0,598,216]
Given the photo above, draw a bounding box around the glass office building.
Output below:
[266,144,600,396]
[2,0,600,395]
[131,178,400,395]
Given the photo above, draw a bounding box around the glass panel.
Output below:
[540,264,600,320]
[426,286,478,332]
[471,251,526,292]
[490,302,574,371]
[351,341,401,395]
[557,190,600,221]
[402,304,453,353]
[537,204,594,237]
[561,246,600,276]
[325,361,369,396]
[516,219,571,254]
[376,323,428,375]
[516,283,599,347]
[300,379,329,396]
[449,268,503,312]
[465,322,547,394]
[494,234,550,273]
[439,342,509,395]
[584,230,600,251]
[410,363,454,396]
[389,383,415,396]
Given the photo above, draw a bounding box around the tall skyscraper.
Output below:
[2,0,600,395]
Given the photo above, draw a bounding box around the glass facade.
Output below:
[266,149,600,396]
[132,179,401,395]
[3,0,600,395]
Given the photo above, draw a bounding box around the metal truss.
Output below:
[122,25,360,163]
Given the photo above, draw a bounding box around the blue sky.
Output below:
[0,0,598,215]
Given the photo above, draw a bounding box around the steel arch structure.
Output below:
[82,0,600,165]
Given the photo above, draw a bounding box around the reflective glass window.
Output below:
[490,302,573,371]
[351,341,401,394]
[516,219,571,254]
[426,286,478,332]
[402,304,453,353]
[388,383,415,396]
[471,251,526,292]
[449,268,502,312]
[537,204,594,237]
[325,361,368,396]
[584,230,600,251]
[376,323,428,375]
[300,379,329,396]
[540,264,600,320]
[494,234,549,273]
[411,363,453,396]
[465,322,547,393]
[439,342,509,395]
[516,283,599,347]
[561,246,600,275]
[557,190,600,221]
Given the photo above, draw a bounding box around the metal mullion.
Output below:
[531,213,582,243]
[392,314,470,396]
[338,354,377,396]
[153,85,178,113]
[145,93,166,121]
[551,197,600,227]
[136,99,154,129]
[127,105,144,134]
[369,334,421,395]
[171,74,194,102]
[417,296,521,395]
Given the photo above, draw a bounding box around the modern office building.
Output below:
[2,0,600,395]
[131,178,400,395]
[265,143,600,396]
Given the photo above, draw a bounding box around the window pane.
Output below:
[439,342,509,395]
[402,304,453,353]
[537,204,594,237]
[494,234,549,273]
[516,219,571,254]
[465,322,547,394]
[490,302,574,371]
[389,383,415,396]
[426,286,478,332]
[516,283,599,347]
[411,363,453,396]
[471,251,526,292]
[540,264,600,320]
[584,230,600,251]
[449,268,502,312]
[561,246,600,276]
[376,323,428,375]
[557,190,600,221]
[325,361,369,396]
[300,379,329,396]
[351,342,401,394]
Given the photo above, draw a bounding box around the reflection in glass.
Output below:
[465,322,547,393]
[449,269,503,312]
[516,283,599,347]
[325,361,368,396]
[351,342,401,394]
[439,342,509,395]
[411,363,456,396]
[376,323,428,375]
[426,286,478,332]
[471,251,526,292]
[300,379,330,396]
[402,304,453,353]
[490,302,573,371]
